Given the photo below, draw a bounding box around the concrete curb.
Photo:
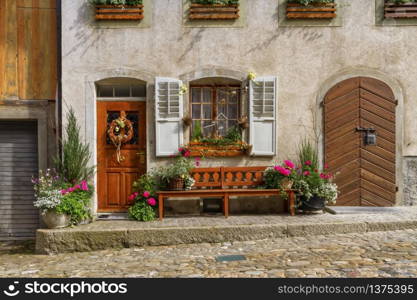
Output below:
[35,220,417,254]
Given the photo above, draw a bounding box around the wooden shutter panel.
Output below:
[249,76,277,156]
[155,77,184,157]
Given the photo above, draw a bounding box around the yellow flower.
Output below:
[247,71,256,81]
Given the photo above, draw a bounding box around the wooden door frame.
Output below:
[316,72,404,205]
[96,99,147,213]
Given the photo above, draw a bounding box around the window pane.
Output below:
[229,89,238,103]
[114,85,130,97]
[217,120,227,137]
[132,85,146,97]
[203,120,214,137]
[192,104,201,119]
[228,120,238,131]
[203,104,212,119]
[227,104,238,119]
[203,88,212,103]
[98,86,113,97]
[192,88,201,103]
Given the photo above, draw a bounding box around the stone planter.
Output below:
[189,3,240,20]
[41,210,71,229]
[286,2,337,19]
[384,2,417,19]
[298,195,326,212]
[95,5,144,20]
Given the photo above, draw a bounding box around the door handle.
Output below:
[137,151,146,164]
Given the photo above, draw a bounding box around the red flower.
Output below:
[303,171,310,176]
[305,160,312,166]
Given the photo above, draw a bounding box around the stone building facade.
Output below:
[60,0,417,215]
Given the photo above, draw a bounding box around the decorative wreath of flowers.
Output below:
[107,111,134,163]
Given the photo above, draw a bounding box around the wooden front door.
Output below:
[324,77,396,206]
[97,101,146,212]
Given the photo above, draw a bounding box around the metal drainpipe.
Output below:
[56,0,62,156]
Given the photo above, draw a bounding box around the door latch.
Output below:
[356,127,377,146]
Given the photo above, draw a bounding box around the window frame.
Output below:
[189,84,242,138]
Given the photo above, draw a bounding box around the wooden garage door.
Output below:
[324,77,396,206]
[0,121,39,240]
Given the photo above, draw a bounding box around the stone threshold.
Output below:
[36,207,417,254]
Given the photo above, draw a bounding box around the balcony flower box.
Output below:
[189,3,240,20]
[185,141,251,157]
[384,2,417,18]
[95,4,144,20]
[286,2,337,19]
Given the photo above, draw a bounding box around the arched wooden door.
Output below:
[324,77,397,206]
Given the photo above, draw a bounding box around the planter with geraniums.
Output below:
[286,0,337,19]
[384,0,417,19]
[91,0,144,21]
[33,108,95,228]
[189,0,240,20]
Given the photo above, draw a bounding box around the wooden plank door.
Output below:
[324,77,396,206]
[97,101,146,212]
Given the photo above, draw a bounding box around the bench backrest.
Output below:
[190,166,267,189]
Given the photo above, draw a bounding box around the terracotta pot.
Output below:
[41,210,71,229]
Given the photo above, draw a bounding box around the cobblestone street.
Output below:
[1,229,417,278]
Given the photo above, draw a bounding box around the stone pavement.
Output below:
[1,229,417,278]
[36,207,417,254]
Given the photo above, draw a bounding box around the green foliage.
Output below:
[191,120,203,141]
[55,189,92,225]
[297,138,318,171]
[90,0,143,5]
[224,126,242,142]
[159,156,195,182]
[198,126,242,146]
[128,201,156,222]
[191,0,239,5]
[288,0,334,5]
[132,173,157,196]
[54,108,95,184]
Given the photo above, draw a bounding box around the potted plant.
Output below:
[189,0,240,20]
[159,151,196,191]
[286,0,337,19]
[384,0,417,19]
[187,124,252,157]
[264,160,298,190]
[293,139,338,212]
[33,108,95,228]
[91,0,144,20]
[128,173,158,221]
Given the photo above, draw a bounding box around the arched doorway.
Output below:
[324,77,397,206]
[96,78,147,212]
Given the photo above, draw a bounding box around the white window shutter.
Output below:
[249,76,277,156]
[155,77,184,157]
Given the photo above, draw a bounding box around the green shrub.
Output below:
[191,0,239,5]
[128,201,156,222]
[288,0,334,5]
[297,138,318,171]
[90,0,143,5]
[54,108,95,184]
[55,189,93,225]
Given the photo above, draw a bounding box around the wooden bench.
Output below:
[157,166,296,220]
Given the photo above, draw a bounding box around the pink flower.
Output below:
[275,166,291,176]
[147,198,156,206]
[68,187,75,193]
[81,181,89,191]
[75,185,81,190]
[303,171,310,176]
[184,150,191,157]
[196,161,200,167]
[324,163,329,169]
[134,192,139,197]
[143,191,150,198]
[178,148,184,153]
[284,160,295,169]
[305,160,312,166]
[274,165,281,171]
[60,189,67,195]
[128,194,136,201]
[320,173,326,179]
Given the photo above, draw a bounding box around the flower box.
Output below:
[95,5,144,20]
[189,4,240,20]
[186,141,250,157]
[286,2,337,19]
[384,2,417,18]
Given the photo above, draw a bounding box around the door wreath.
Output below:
[107,111,134,164]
